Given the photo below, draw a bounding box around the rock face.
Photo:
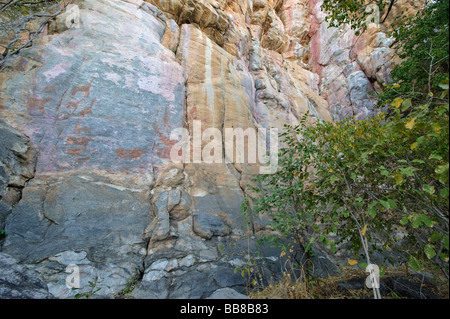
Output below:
[0,0,398,299]
[0,252,53,299]
[308,0,400,120]
[0,120,36,230]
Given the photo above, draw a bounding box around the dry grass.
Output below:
[249,266,449,299]
[250,269,371,299]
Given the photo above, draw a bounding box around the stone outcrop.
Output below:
[0,120,36,231]
[308,0,399,120]
[0,0,398,299]
[0,252,53,299]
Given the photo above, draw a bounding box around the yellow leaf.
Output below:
[328,169,333,173]
[405,118,416,130]
[392,97,403,108]
[361,224,368,236]
[392,84,401,89]
[334,145,338,151]
[432,123,441,135]
[356,129,363,137]
[394,173,404,184]
[410,142,418,151]
[348,259,358,266]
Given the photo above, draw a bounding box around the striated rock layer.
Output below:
[0,0,396,298]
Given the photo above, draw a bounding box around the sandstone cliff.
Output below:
[0,0,397,298]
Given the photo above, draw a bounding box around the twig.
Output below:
[0,0,71,72]
[0,0,19,12]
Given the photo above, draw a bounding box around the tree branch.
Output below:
[381,0,396,24]
[0,0,71,72]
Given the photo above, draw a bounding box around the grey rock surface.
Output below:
[0,252,53,299]
[193,212,231,239]
[2,173,151,298]
[208,288,250,299]
[0,120,36,229]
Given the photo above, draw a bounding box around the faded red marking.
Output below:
[15,57,29,72]
[80,98,96,117]
[67,98,85,113]
[28,96,51,115]
[66,136,93,149]
[156,131,177,160]
[74,124,92,134]
[163,107,170,126]
[66,148,85,156]
[116,148,146,161]
[189,105,200,121]
[44,85,57,95]
[71,78,95,98]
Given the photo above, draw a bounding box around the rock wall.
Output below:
[0,0,396,298]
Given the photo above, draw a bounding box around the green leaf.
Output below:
[359,262,368,270]
[439,187,449,199]
[424,244,436,259]
[438,78,449,90]
[401,98,412,111]
[379,200,390,209]
[444,235,449,250]
[429,233,443,243]
[379,265,386,277]
[380,166,389,176]
[435,164,449,184]
[410,142,419,150]
[429,154,443,160]
[400,167,416,177]
[400,216,409,226]
[409,255,424,272]
[387,199,397,210]
[410,215,421,228]
[419,214,433,227]
[330,241,336,253]
[431,123,441,135]
[422,184,435,195]
[368,204,377,218]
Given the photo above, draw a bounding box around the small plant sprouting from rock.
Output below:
[74,278,101,299]
[114,273,142,299]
